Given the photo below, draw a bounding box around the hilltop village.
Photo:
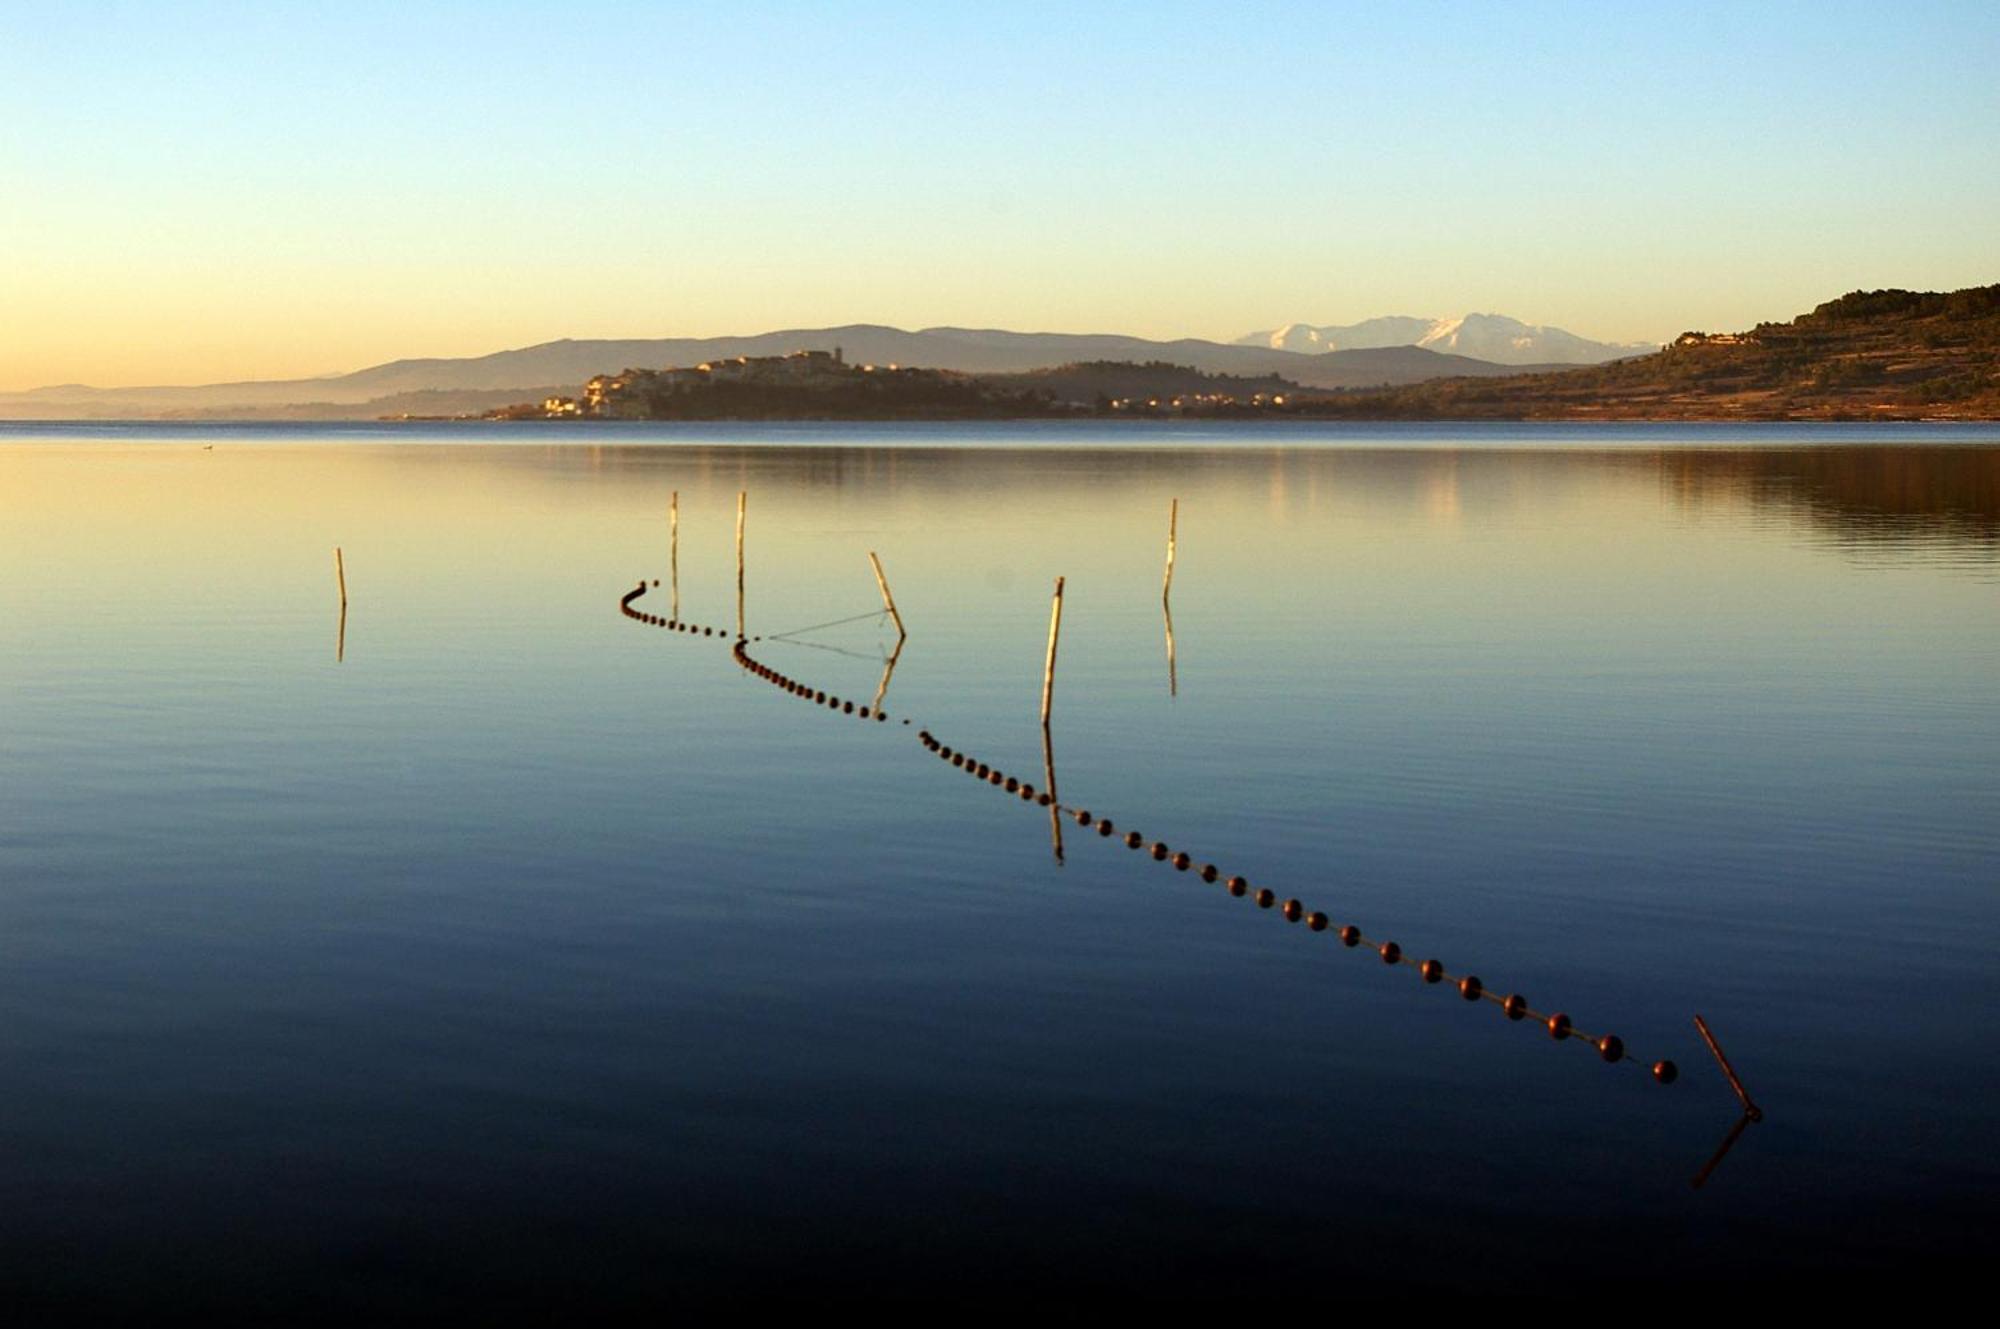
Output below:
[488,348,1308,421]
[497,347,1066,420]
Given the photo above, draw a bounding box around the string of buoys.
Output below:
[620,579,1678,1087]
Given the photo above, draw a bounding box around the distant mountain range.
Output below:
[0,324,1567,420]
[1235,313,1653,365]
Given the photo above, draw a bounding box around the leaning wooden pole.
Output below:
[735,490,746,640]
[868,551,907,640]
[1040,576,1065,728]
[1162,498,1177,600]
[334,546,348,608]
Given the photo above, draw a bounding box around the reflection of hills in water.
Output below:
[1656,446,1999,555]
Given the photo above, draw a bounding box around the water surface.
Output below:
[2,422,1996,1311]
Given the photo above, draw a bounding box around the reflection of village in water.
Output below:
[600,478,1816,1185]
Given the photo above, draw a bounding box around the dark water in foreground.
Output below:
[2,422,1996,1312]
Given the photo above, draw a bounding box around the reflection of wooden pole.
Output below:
[1163,596,1177,697]
[735,490,746,640]
[867,551,906,640]
[1691,1111,1755,1190]
[336,602,346,664]
[334,547,348,608]
[1040,576,1064,728]
[1042,720,1063,865]
[1162,498,1177,599]
[669,490,679,622]
[871,634,904,716]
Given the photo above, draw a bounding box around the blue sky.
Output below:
[2,0,1995,387]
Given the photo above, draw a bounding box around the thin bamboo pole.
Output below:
[867,551,907,640]
[669,491,679,622]
[1162,498,1177,599]
[334,547,348,663]
[735,490,746,640]
[1693,1015,1763,1121]
[1040,576,1064,728]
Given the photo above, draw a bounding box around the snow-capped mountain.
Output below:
[1237,313,1653,365]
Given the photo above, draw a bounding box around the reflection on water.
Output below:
[1656,444,2000,561]
[0,422,1995,1312]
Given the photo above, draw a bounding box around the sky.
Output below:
[2,0,1996,390]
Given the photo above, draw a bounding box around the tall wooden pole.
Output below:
[1040,576,1064,728]
[669,490,679,622]
[868,551,906,640]
[735,490,746,640]
[334,547,348,664]
[1162,498,1177,599]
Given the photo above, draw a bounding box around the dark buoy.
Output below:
[1420,959,1444,983]
[1073,809,1091,825]
[1503,994,1527,1020]
[1597,1034,1624,1063]
[1254,889,1275,908]
[1126,832,1144,849]
[1097,820,1114,836]
[1339,926,1360,947]
[1005,777,1019,793]
[988,771,1003,786]
[1306,911,1327,931]
[1171,852,1191,870]
[1652,1060,1678,1085]
[1379,941,1401,964]
[1227,877,1247,897]
[1281,899,1302,922]
[1458,975,1482,1001]
[1199,864,1218,883]
[1547,1013,1571,1041]
[1150,842,1169,860]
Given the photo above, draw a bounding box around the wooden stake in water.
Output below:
[1694,1015,1763,1121]
[868,551,907,640]
[735,490,746,640]
[1040,576,1065,728]
[1162,498,1177,599]
[669,490,680,622]
[334,546,348,664]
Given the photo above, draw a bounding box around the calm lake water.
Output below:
[2,421,1996,1312]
